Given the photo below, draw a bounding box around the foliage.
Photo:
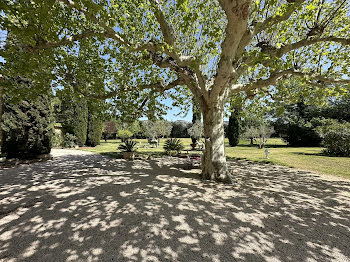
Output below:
[316,121,350,157]
[86,105,104,147]
[103,120,117,140]
[163,138,184,154]
[1,93,53,159]
[142,120,172,139]
[2,0,350,179]
[274,102,325,147]
[117,129,133,142]
[60,96,88,146]
[63,133,76,148]
[171,121,191,138]
[284,119,323,147]
[323,129,350,157]
[321,97,350,123]
[227,112,240,147]
[243,124,274,149]
[118,139,137,153]
[52,126,64,148]
[187,120,203,142]
[104,120,117,135]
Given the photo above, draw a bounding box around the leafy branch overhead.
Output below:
[2,0,348,110]
[1,0,350,182]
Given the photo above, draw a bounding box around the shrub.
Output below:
[63,133,76,148]
[118,139,137,152]
[52,126,64,148]
[117,129,133,142]
[227,113,240,147]
[163,138,184,154]
[283,118,323,147]
[86,107,103,147]
[242,124,274,149]
[322,122,350,157]
[188,120,203,144]
[1,94,53,159]
[103,120,117,140]
[60,97,88,146]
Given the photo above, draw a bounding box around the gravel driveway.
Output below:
[0,149,349,262]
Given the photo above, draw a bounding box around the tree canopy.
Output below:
[1,0,349,182]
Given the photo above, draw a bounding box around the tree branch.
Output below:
[253,0,306,35]
[25,31,98,52]
[149,0,197,67]
[267,36,350,58]
[211,0,251,101]
[59,0,131,46]
[150,0,175,48]
[231,69,350,94]
[71,78,185,100]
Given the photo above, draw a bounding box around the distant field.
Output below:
[80,138,350,179]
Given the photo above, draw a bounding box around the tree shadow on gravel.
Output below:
[0,151,349,262]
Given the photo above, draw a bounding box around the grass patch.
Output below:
[79,138,350,179]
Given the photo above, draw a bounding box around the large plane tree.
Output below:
[1,0,349,182]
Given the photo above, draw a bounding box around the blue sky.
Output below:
[162,98,191,121]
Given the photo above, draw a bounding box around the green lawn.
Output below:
[80,138,350,179]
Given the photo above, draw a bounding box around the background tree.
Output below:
[142,120,172,140]
[188,120,203,145]
[2,0,350,182]
[1,85,53,159]
[86,102,104,147]
[274,101,324,146]
[170,120,191,138]
[243,123,274,149]
[117,129,133,142]
[103,120,117,141]
[59,95,88,147]
[227,110,240,147]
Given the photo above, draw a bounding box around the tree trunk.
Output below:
[201,105,233,184]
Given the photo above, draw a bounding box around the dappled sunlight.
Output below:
[0,149,349,261]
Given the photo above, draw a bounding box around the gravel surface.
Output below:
[0,149,349,262]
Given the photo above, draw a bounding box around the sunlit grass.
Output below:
[79,138,350,179]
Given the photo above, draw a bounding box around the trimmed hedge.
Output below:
[86,107,103,147]
[227,113,240,147]
[323,127,350,157]
[61,98,88,146]
[1,94,53,159]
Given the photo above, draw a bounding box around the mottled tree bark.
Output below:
[201,103,233,183]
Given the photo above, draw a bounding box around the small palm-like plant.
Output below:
[118,139,137,152]
[163,138,184,154]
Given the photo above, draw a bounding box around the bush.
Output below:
[322,122,350,157]
[118,139,137,152]
[1,94,53,159]
[227,113,240,147]
[283,118,323,147]
[52,126,64,148]
[60,97,88,146]
[117,129,133,142]
[188,120,203,144]
[86,108,103,147]
[63,133,76,148]
[242,124,274,148]
[163,138,184,154]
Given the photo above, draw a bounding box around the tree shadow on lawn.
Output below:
[0,152,349,262]
[292,152,348,158]
[231,144,290,149]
